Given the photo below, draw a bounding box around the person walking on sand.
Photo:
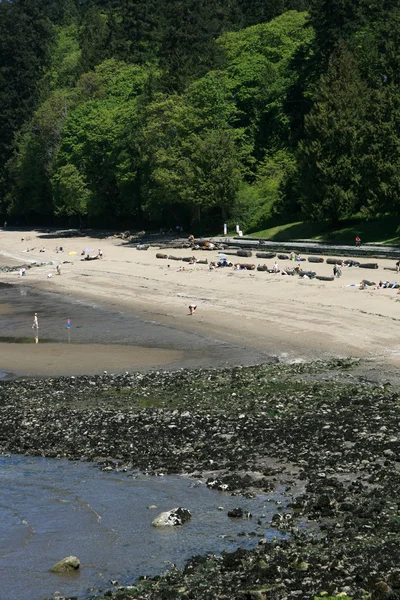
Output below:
[189,304,197,315]
[56,264,61,275]
[32,313,39,330]
[355,235,361,247]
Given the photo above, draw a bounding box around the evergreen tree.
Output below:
[298,42,368,222]
[0,0,54,213]
[159,0,240,91]
[110,0,163,65]
[79,4,112,72]
[237,0,309,28]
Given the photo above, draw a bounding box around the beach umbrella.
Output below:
[83,248,94,253]
[68,251,77,255]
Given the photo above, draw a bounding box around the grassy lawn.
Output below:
[246,215,400,245]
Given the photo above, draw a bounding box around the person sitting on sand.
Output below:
[273,261,279,273]
[189,304,197,315]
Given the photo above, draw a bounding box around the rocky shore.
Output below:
[2,359,400,599]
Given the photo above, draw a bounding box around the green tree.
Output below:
[53,163,92,226]
[237,0,309,28]
[218,11,314,157]
[46,24,82,90]
[79,5,111,73]
[53,60,155,224]
[0,0,54,213]
[358,85,400,217]
[110,0,162,65]
[298,42,368,222]
[159,0,240,91]
[7,90,71,220]
[142,86,252,227]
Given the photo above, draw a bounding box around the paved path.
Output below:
[211,237,400,260]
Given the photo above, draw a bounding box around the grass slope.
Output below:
[247,215,400,245]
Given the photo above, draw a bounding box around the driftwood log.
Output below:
[256,252,276,259]
[316,275,335,281]
[358,263,378,269]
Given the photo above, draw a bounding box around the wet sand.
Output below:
[0,282,271,378]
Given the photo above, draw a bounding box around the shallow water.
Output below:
[0,454,283,600]
[0,283,272,378]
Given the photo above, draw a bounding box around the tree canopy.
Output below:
[1,0,400,231]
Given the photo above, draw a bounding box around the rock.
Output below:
[50,556,80,573]
[228,507,244,518]
[152,507,191,527]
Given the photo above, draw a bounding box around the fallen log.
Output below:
[237,250,252,258]
[326,258,345,265]
[308,257,324,263]
[316,275,335,281]
[168,255,181,261]
[358,263,378,269]
[256,252,276,259]
[156,253,168,259]
[277,254,289,260]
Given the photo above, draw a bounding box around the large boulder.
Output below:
[152,507,191,527]
[50,556,80,573]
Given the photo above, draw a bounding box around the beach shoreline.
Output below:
[1,228,400,378]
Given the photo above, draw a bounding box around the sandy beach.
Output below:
[0,229,399,375]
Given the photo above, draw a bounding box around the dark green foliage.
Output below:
[159,0,234,91]
[2,0,400,230]
[0,0,54,212]
[79,5,112,73]
[238,0,310,27]
[298,42,368,222]
[110,0,163,65]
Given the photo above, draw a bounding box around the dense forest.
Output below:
[0,0,399,232]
